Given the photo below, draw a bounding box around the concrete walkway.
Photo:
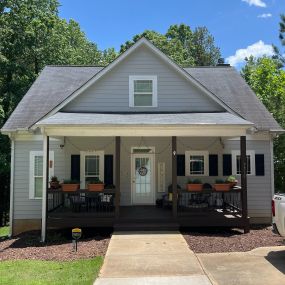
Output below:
[94,231,212,285]
[197,246,285,285]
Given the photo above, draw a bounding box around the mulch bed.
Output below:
[183,225,285,253]
[0,229,111,261]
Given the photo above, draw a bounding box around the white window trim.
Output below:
[80,151,104,189]
[29,151,54,200]
[231,150,255,176]
[185,150,209,176]
[129,75,158,107]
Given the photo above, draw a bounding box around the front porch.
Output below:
[36,112,252,241]
[47,185,246,231]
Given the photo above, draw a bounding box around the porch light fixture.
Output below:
[60,137,65,149]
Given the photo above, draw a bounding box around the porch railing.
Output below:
[47,189,116,215]
[178,188,242,216]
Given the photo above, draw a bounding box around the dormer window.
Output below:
[129,75,157,107]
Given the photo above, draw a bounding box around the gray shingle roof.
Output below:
[2,66,103,131]
[2,65,282,132]
[36,112,253,126]
[185,67,282,131]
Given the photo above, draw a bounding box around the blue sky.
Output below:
[59,0,284,67]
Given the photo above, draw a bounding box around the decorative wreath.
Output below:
[138,166,148,176]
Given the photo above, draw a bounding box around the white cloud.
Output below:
[242,0,267,7]
[258,13,272,18]
[226,40,274,66]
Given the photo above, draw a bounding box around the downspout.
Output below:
[9,136,15,237]
[269,135,275,197]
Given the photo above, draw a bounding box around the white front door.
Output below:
[132,153,155,205]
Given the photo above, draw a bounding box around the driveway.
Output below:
[197,246,285,285]
[94,231,212,285]
[94,231,285,285]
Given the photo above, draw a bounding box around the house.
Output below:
[1,38,283,241]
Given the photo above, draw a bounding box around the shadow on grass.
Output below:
[6,227,112,249]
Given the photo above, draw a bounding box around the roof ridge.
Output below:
[46,65,105,67]
[183,66,233,69]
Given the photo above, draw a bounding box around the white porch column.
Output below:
[41,133,49,242]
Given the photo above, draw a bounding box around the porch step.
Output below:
[114,221,180,231]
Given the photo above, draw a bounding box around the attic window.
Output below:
[129,75,157,107]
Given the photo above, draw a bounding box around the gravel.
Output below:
[0,229,111,261]
[1,226,284,260]
[183,225,285,253]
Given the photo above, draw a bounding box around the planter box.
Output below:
[228,182,237,189]
[187,184,203,192]
[88,183,104,192]
[214,183,231,192]
[61,184,79,192]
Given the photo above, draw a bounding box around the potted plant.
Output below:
[187,179,203,192]
[61,179,80,192]
[214,179,231,191]
[104,184,115,189]
[87,177,104,192]
[49,176,60,189]
[226,175,238,188]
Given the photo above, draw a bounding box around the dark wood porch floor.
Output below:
[47,205,247,231]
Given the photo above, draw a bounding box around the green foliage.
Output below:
[62,179,79,184]
[0,0,117,222]
[50,176,59,182]
[120,24,221,67]
[88,177,104,184]
[0,257,103,285]
[273,14,285,65]
[215,179,226,184]
[188,179,202,184]
[226,176,237,183]
[0,226,9,237]
[241,56,285,192]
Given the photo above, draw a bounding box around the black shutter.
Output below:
[177,155,185,176]
[255,154,265,176]
[71,155,80,181]
[104,155,114,185]
[223,154,232,176]
[209,154,218,176]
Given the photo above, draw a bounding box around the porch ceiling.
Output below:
[36,112,254,137]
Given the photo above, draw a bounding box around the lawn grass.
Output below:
[0,257,103,285]
[0,226,9,237]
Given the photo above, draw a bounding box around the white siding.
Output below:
[14,140,65,219]
[13,136,272,220]
[62,46,224,113]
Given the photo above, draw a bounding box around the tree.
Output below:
[273,14,285,65]
[120,24,221,67]
[190,27,221,66]
[0,0,116,225]
[241,56,285,192]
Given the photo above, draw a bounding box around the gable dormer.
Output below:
[61,41,225,113]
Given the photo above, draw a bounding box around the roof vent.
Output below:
[217,58,230,67]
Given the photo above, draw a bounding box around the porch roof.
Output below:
[36,112,253,127]
[36,112,253,137]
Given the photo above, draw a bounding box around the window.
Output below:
[129,75,157,107]
[29,151,54,199]
[185,151,209,176]
[232,150,255,175]
[80,151,104,188]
